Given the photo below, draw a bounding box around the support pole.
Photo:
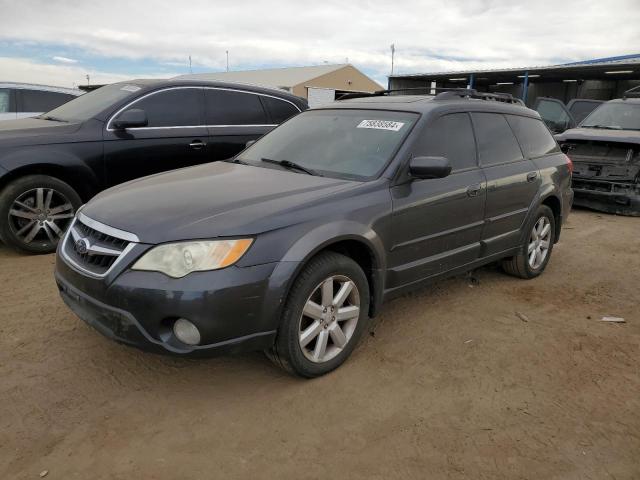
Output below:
[522,71,529,104]
[468,73,475,90]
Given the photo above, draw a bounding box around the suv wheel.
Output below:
[268,251,370,377]
[0,175,81,254]
[502,204,555,279]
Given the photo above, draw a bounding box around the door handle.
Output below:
[466,184,482,197]
[189,140,206,150]
[527,172,538,182]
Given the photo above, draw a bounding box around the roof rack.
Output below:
[623,85,640,99]
[336,87,524,105]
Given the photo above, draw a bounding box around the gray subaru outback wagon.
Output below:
[55,89,573,377]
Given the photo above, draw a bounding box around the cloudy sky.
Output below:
[1,0,639,88]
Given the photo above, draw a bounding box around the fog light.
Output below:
[173,318,201,346]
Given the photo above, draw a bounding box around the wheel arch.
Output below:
[279,225,387,319]
[0,162,99,202]
[540,193,562,243]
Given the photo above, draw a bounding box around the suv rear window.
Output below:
[19,89,75,112]
[506,115,559,158]
[205,89,267,125]
[471,113,523,166]
[262,96,299,123]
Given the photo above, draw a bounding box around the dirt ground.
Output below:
[1,209,639,479]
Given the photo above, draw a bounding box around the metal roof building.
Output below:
[388,53,640,106]
[176,64,383,106]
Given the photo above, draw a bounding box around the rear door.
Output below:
[204,89,279,161]
[388,113,486,289]
[103,87,208,187]
[0,88,16,121]
[472,112,540,256]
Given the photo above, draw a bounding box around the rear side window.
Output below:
[205,89,267,125]
[0,89,12,113]
[19,89,75,112]
[121,88,202,127]
[506,115,559,158]
[418,113,477,171]
[261,96,299,123]
[471,113,523,166]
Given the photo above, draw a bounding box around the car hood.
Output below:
[82,162,358,243]
[555,127,640,145]
[0,117,82,147]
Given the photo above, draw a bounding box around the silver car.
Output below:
[0,82,82,121]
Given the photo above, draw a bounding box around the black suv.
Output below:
[55,89,573,378]
[0,79,306,253]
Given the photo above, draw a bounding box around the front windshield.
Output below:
[40,83,143,122]
[237,109,418,180]
[581,102,640,131]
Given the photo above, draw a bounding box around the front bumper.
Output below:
[55,252,300,356]
[572,177,640,217]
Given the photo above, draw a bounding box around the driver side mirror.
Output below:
[112,109,148,130]
[409,156,452,179]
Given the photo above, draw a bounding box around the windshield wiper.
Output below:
[260,158,321,176]
[40,115,68,123]
[582,124,622,130]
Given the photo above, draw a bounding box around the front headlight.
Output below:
[131,239,253,278]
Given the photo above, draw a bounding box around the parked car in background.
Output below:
[534,96,603,133]
[0,79,307,253]
[0,82,82,121]
[555,87,640,216]
[55,89,573,377]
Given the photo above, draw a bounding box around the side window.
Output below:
[568,100,603,124]
[19,90,75,112]
[122,88,202,127]
[506,115,559,158]
[0,89,12,113]
[418,113,477,171]
[261,96,299,123]
[471,113,523,166]
[205,89,267,125]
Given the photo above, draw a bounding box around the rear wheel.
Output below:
[502,205,555,279]
[268,251,370,378]
[0,175,81,254]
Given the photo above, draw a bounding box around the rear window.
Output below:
[19,89,75,112]
[262,96,300,123]
[205,89,267,125]
[506,115,559,158]
[471,113,523,166]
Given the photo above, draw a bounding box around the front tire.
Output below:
[268,251,370,378]
[0,175,81,254]
[502,204,555,279]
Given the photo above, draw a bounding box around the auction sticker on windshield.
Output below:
[357,119,405,131]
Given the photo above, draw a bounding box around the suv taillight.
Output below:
[564,154,573,175]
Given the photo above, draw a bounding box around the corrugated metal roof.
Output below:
[390,54,640,79]
[175,64,349,89]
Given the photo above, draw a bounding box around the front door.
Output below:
[388,112,486,290]
[103,87,209,187]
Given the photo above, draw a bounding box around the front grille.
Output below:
[62,215,135,276]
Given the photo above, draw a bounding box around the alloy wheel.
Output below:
[528,216,552,269]
[298,275,360,363]
[8,188,75,247]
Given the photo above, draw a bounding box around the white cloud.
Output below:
[0,57,172,89]
[1,0,639,86]
[52,56,78,64]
